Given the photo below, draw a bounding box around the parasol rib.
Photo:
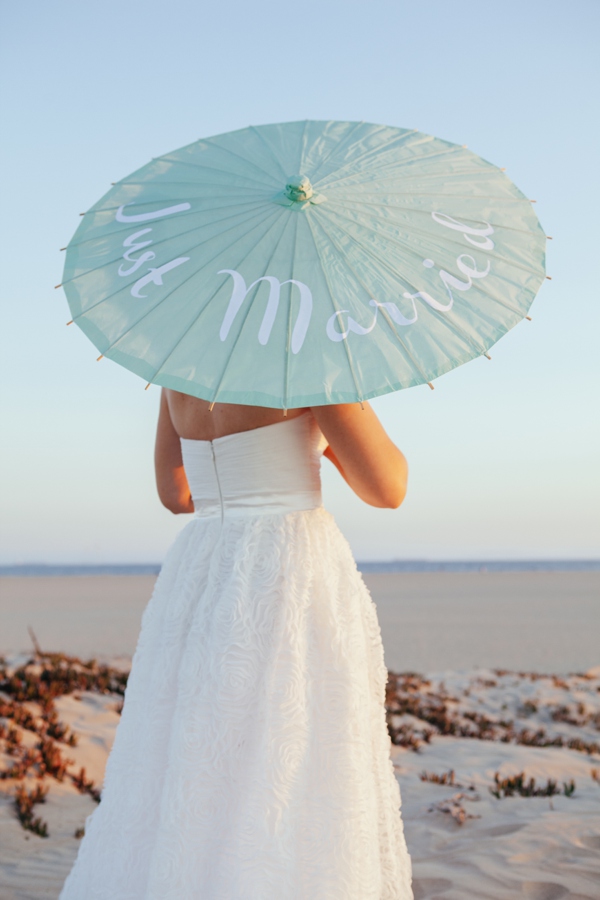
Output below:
[323,200,546,281]
[297,120,310,177]
[248,126,291,181]
[327,196,545,238]
[144,209,291,393]
[282,214,301,411]
[313,128,421,188]
[310,213,442,385]
[319,145,466,191]
[63,202,272,286]
[67,198,272,251]
[72,206,280,344]
[158,154,279,189]
[307,121,382,184]
[318,205,533,337]
[160,141,282,187]
[304,214,366,404]
[156,156,279,191]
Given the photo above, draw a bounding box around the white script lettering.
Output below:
[130,258,190,298]
[326,304,379,342]
[118,229,156,276]
[325,212,495,342]
[218,269,313,354]
[116,202,191,223]
[113,202,192,297]
[431,212,495,251]
[439,254,490,302]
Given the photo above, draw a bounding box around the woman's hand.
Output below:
[310,403,408,509]
[155,390,194,514]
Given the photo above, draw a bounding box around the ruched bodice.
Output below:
[180,411,327,518]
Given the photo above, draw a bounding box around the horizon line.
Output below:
[1,559,599,576]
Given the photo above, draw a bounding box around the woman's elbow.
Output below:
[378,479,407,509]
[374,461,408,509]
[162,499,185,515]
[159,496,182,514]
[157,486,193,515]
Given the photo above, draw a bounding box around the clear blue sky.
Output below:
[1,0,598,563]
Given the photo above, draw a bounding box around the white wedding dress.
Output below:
[60,412,413,899]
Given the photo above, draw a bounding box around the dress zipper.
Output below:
[210,441,225,524]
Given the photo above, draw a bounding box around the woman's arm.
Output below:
[154,389,194,514]
[310,402,408,509]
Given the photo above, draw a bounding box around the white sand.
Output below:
[394,665,600,899]
[397,735,599,900]
[1,662,598,899]
[1,572,599,898]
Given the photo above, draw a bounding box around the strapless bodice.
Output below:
[180,412,326,519]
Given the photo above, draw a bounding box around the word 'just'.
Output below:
[115,202,191,298]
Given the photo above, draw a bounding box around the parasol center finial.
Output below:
[284,175,313,202]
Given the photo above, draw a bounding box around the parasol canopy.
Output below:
[60,120,547,407]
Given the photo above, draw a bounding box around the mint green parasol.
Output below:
[60,120,547,407]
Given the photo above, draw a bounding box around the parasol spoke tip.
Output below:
[59,247,66,251]
[546,276,552,280]
[208,401,216,412]
[427,382,435,391]
[484,353,492,360]
[97,355,104,361]
[66,320,73,325]
[144,383,151,390]
[526,316,532,321]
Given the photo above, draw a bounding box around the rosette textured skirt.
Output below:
[60,413,413,899]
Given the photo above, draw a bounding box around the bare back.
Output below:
[156,388,408,512]
[165,390,307,441]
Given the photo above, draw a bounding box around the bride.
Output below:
[60,392,414,900]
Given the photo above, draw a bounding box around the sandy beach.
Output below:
[1,571,599,899]
[1,571,598,672]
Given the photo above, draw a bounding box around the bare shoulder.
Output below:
[163,389,308,440]
[310,401,408,508]
[310,402,383,441]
